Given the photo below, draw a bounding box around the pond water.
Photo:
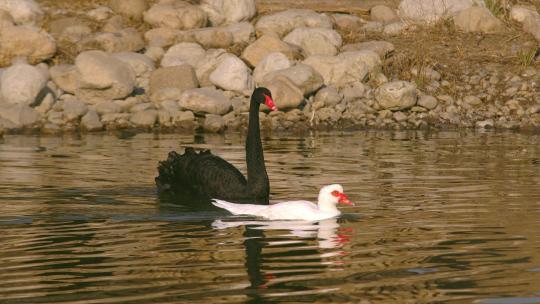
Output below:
[0,130,539,303]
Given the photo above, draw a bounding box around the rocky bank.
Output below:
[0,0,539,135]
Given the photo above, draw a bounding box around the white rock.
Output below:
[144,27,182,48]
[255,9,333,37]
[81,110,103,131]
[149,64,199,98]
[262,64,323,96]
[143,1,207,30]
[0,103,39,127]
[399,0,483,23]
[130,109,158,127]
[283,27,342,56]
[1,62,47,105]
[375,81,417,110]
[341,40,395,58]
[209,55,254,93]
[87,6,113,22]
[75,50,136,103]
[62,97,88,122]
[362,21,383,32]
[303,51,381,88]
[241,34,301,67]
[179,87,231,115]
[333,13,365,32]
[510,6,540,23]
[523,15,540,41]
[0,25,56,66]
[223,22,255,44]
[200,0,256,26]
[191,27,233,49]
[454,7,505,33]
[341,82,367,102]
[263,75,304,110]
[195,49,234,87]
[113,52,155,78]
[313,86,342,109]
[144,46,165,62]
[371,5,399,24]
[383,21,408,35]
[109,0,148,21]
[93,100,122,115]
[84,29,145,53]
[203,114,225,132]
[50,64,77,94]
[253,52,292,84]
[161,42,206,68]
[417,94,438,109]
[476,119,494,128]
[0,0,43,25]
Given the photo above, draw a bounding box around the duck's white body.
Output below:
[212,184,352,221]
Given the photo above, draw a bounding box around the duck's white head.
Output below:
[317,184,353,212]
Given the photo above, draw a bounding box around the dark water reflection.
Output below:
[0,130,539,303]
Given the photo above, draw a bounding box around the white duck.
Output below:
[212,184,353,221]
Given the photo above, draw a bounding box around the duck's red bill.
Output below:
[338,193,353,205]
[265,95,277,111]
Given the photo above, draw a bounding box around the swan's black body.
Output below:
[155,87,274,205]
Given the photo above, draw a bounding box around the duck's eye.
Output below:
[331,190,340,197]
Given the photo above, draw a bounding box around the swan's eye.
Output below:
[331,190,340,197]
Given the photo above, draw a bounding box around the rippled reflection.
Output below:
[0,130,539,303]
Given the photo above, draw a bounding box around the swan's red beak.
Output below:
[336,193,353,205]
[264,95,277,111]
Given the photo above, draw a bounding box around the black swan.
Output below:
[155,87,277,205]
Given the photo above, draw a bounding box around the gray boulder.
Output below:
[375,81,417,110]
[50,65,78,94]
[253,52,292,84]
[371,5,399,24]
[313,86,343,109]
[283,27,342,56]
[454,7,505,33]
[255,9,333,37]
[209,55,254,93]
[108,0,148,21]
[262,64,323,96]
[81,110,103,131]
[191,27,234,49]
[200,0,256,26]
[0,102,40,128]
[303,51,381,88]
[0,62,47,105]
[143,1,207,30]
[263,75,304,110]
[224,22,255,44]
[82,29,145,53]
[179,87,231,115]
[75,50,136,103]
[241,35,302,67]
[0,25,56,66]
[62,97,88,122]
[203,114,225,132]
[149,65,199,100]
[130,109,158,128]
[341,40,395,58]
[0,0,43,25]
[399,0,483,23]
[161,42,206,68]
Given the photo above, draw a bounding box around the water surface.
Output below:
[0,130,539,303]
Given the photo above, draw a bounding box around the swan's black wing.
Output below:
[156,148,249,202]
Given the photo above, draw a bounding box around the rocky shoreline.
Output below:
[0,0,539,136]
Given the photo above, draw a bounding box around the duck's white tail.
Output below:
[212,199,268,216]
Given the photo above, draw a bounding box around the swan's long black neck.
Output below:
[245,98,269,201]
